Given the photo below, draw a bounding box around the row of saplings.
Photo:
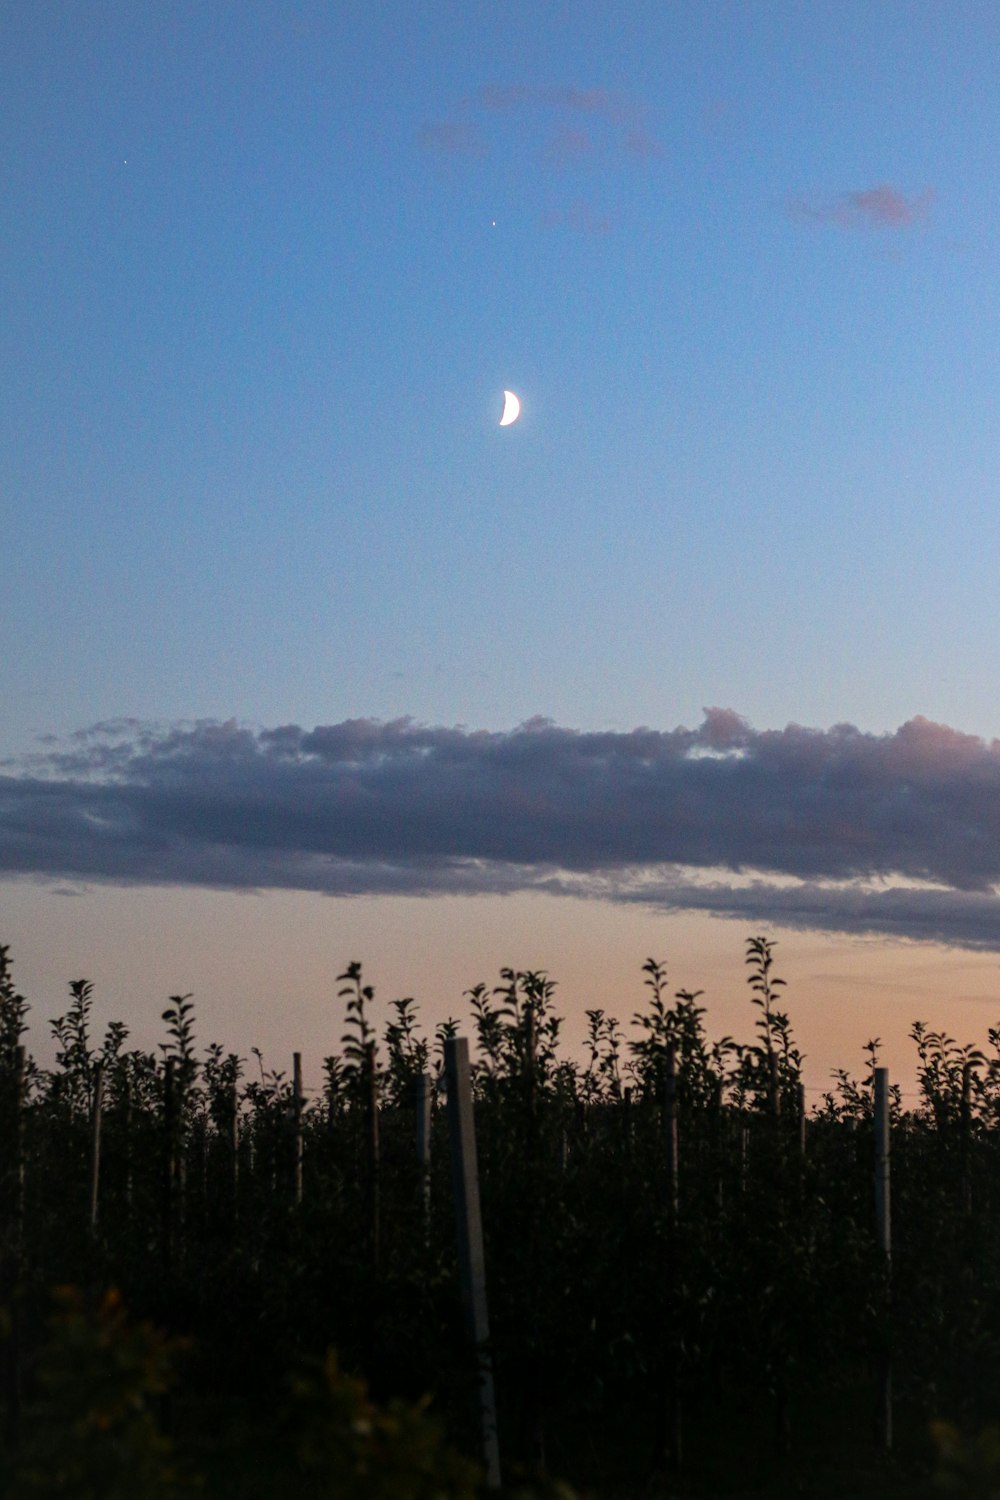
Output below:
[2,937,1000,1495]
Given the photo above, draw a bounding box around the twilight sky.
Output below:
[4,2,1000,1093]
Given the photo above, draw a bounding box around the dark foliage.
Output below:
[0,936,995,1495]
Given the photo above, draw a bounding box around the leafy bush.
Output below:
[8,1287,184,1499]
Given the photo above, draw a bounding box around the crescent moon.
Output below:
[499,390,521,426]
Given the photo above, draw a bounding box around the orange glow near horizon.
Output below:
[4,879,999,1107]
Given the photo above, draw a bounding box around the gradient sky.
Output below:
[4,2,1000,1097]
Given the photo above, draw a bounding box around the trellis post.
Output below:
[444,1037,501,1490]
[89,1060,104,1234]
[292,1052,304,1206]
[874,1066,892,1451]
[415,1071,432,1236]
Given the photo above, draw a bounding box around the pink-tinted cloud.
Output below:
[789,182,934,230]
[545,125,595,168]
[702,97,734,137]
[475,83,532,111]
[540,199,613,235]
[550,86,618,115]
[417,120,488,158]
[622,128,663,161]
[455,83,663,164]
[848,184,932,226]
[476,84,629,123]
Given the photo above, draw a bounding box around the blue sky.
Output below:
[4,2,1000,1084]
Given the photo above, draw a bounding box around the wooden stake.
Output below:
[89,1061,104,1235]
[874,1066,892,1450]
[713,1077,724,1209]
[663,1042,681,1471]
[163,1059,177,1277]
[366,1041,380,1269]
[293,1052,304,1206]
[960,1060,972,1218]
[415,1072,432,1236]
[229,1082,240,1227]
[664,1043,679,1224]
[444,1037,501,1490]
[874,1068,891,1262]
[10,1047,24,1254]
[122,1077,133,1214]
[2,1047,25,1447]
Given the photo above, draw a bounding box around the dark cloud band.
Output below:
[3,711,1000,948]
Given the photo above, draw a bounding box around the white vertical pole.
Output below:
[664,1042,679,1223]
[415,1071,432,1235]
[292,1052,304,1206]
[874,1066,892,1450]
[874,1068,891,1259]
[89,1061,104,1234]
[444,1037,501,1489]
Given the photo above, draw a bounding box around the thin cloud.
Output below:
[437,82,663,166]
[622,128,663,161]
[475,84,632,125]
[417,120,488,158]
[605,875,1000,952]
[848,184,932,226]
[789,183,934,230]
[7,712,1000,949]
[545,125,595,169]
[540,199,613,235]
